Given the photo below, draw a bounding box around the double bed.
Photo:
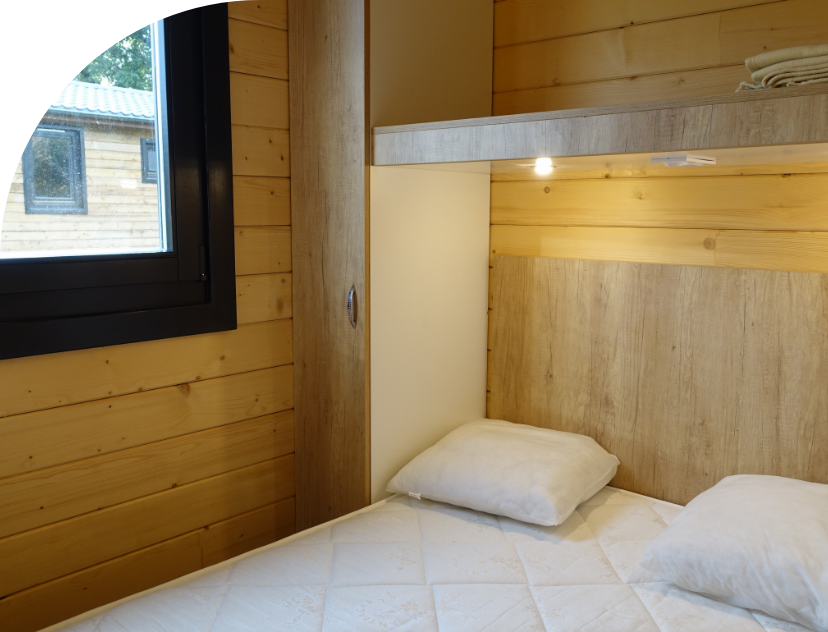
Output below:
[48,487,809,632]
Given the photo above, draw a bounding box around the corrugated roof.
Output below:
[48,81,155,121]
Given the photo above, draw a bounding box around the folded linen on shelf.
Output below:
[738,44,828,91]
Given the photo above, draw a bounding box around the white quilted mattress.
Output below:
[49,487,812,632]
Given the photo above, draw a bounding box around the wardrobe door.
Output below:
[289,0,370,529]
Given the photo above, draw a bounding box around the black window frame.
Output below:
[22,123,88,215]
[140,137,158,184]
[0,4,236,360]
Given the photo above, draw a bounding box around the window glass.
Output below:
[2,23,171,259]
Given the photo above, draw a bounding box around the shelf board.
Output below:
[373,84,828,166]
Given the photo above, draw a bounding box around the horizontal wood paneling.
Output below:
[488,255,828,505]
[235,226,292,275]
[0,366,293,480]
[201,497,295,566]
[232,125,291,177]
[0,531,204,632]
[0,319,292,418]
[493,66,749,115]
[491,225,828,272]
[494,0,782,47]
[228,0,288,30]
[229,18,289,80]
[237,273,293,324]
[0,411,294,539]
[0,497,296,632]
[234,176,290,226]
[493,0,828,94]
[230,73,289,129]
[0,456,295,598]
[491,174,828,230]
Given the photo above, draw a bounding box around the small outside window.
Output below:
[23,125,87,215]
[140,138,158,184]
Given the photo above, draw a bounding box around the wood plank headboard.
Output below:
[488,255,828,505]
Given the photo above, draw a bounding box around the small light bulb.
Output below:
[534,157,553,175]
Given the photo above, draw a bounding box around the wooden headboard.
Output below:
[488,255,828,505]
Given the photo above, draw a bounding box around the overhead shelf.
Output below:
[372,84,828,166]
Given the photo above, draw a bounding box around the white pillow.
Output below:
[386,418,619,526]
[641,475,828,632]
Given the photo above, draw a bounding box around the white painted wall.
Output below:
[370,165,490,502]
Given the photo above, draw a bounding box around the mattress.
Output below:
[48,487,812,632]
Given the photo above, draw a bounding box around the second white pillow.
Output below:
[386,418,619,526]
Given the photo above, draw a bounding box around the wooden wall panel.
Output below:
[494,0,781,47]
[0,366,292,480]
[491,175,828,230]
[290,0,370,530]
[228,0,288,29]
[491,225,828,273]
[232,126,290,177]
[234,176,291,226]
[201,497,296,566]
[229,18,289,79]
[0,497,297,632]
[0,319,292,418]
[493,0,828,114]
[0,412,294,539]
[488,255,828,505]
[0,456,295,599]
[0,4,296,630]
[237,273,293,324]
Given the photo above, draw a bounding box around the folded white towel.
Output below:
[745,44,828,73]
[750,54,828,83]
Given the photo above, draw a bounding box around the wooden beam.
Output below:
[228,0,288,30]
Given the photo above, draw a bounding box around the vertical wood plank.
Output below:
[290,0,370,529]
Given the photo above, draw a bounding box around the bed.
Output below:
[47,487,810,632]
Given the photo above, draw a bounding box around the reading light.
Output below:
[534,157,554,175]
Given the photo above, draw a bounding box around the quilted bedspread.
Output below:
[51,487,812,632]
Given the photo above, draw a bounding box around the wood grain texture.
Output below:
[232,126,290,177]
[0,531,204,632]
[493,66,749,115]
[0,366,293,480]
[200,497,295,566]
[0,497,296,632]
[228,0,288,30]
[493,0,828,93]
[373,90,828,165]
[290,0,370,530]
[491,225,828,273]
[230,73,289,129]
[0,456,295,598]
[237,273,293,323]
[491,174,828,230]
[229,18,289,79]
[233,176,291,226]
[488,255,828,505]
[0,319,292,418]
[494,0,782,47]
[0,411,294,539]
[235,226,292,275]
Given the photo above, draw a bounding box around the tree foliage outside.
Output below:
[74,26,153,91]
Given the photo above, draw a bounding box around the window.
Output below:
[0,5,235,359]
[23,125,87,215]
[140,138,158,184]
